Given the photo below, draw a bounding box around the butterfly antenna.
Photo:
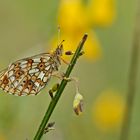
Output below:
[59,40,65,46]
[57,26,65,48]
[57,25,61,47]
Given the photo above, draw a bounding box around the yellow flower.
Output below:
[49,0,116,60]
[84,32,101,60]
[0,134,6,140]
[50,32,101,61]
[58,0,88,34]
[88,0,116,27]
[92,89,125,131]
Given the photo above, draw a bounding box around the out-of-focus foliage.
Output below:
[0,0,138,140]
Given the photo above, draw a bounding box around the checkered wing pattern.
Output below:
[0,53,56,96]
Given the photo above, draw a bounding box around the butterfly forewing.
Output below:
[0,53,57,96]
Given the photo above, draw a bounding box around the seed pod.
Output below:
[73,92,84,115]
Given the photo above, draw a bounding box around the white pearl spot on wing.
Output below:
[10,76,15,82]
[38,71,45,80]
[8,70,14,77]
[29,68,39,74]
[45,65,51,71]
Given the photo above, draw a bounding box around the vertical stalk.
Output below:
[120,2,140,140]
[33,34,88,140]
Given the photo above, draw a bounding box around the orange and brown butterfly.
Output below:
[0,41,67,96]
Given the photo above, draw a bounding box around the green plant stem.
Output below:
[33,34,88,140]
[120,2,140,140]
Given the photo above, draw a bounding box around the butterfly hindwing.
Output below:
[0,53,55,96]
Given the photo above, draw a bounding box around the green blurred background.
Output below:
[0,0,139,140]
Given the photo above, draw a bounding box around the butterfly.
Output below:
[0,42,67,96]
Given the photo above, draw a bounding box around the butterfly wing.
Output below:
[0,53,55,96]
[0,69,7,78]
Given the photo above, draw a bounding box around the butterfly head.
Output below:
[54,40,64,57]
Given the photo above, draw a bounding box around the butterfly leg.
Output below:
[60,50,84,65]
[51,72,80,95]
[51,71,65,80]
[60,57,70,65]
[60,51,75,65]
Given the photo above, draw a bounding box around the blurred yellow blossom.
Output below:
[92,89,125,132]
[0,134,6,140]
[84,32,102,60]
[88,0,116,27]
[58,0,88,34]
[50,32,101,60]
[50,0,116,60]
